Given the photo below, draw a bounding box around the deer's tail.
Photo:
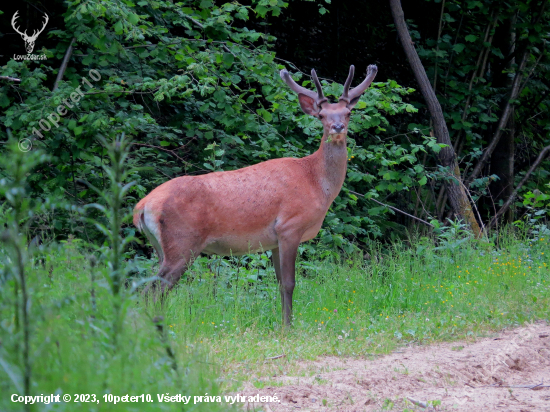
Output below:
[133,198,164,263]
[133,200,146,232]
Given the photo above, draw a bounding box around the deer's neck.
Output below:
[313,133,348,201]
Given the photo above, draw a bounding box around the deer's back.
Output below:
[135,156,331,254]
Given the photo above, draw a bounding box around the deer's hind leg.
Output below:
[153,235,204,298]
[140,210,203,298]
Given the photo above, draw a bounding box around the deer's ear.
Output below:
[298,94,320,116]
[347,96,362,110]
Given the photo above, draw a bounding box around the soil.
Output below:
[239,321,550,411]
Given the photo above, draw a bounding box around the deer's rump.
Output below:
[133,157,328,256]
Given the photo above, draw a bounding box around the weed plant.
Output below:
[0,138,226,411]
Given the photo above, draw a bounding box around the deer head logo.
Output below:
[11,11,49,54]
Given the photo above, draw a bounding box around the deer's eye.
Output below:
[318,114,324,119]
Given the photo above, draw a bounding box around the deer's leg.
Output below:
[270,247,284,310]
[277,236,300,327]
[144,240,201,301]
[145,260,187,301]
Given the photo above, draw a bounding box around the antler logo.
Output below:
[11,11,49,54]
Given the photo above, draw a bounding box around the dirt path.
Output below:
[240,321,550,411]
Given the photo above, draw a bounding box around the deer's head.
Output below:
[11,11,49,54]
[280,65,378,139]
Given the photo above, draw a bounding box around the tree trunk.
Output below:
[490,113,515,222]
[489,15,516,224]
[389,0,482,238]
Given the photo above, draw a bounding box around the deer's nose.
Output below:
[333,123,345,133]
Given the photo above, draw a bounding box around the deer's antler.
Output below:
[280,68,328,106]
[11,11,27,38]
[29,13,49,41]
[11,11,49,41]
[339,64,378,104]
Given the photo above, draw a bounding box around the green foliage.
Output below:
[2,226,547,410]
[0,135,547,406]
[0,139,50,405]
[41,227,549,370]
[0,0,435,249]
[83,134,139,344]
[514,184,550,236]
[0,242,225,412]
[419,0,550,209]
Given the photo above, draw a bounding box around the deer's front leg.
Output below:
[277,236,300,327]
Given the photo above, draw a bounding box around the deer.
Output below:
[133,64,378,326]
[11,11,49,54]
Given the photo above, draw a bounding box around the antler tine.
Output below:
[310,69,325,101]
[40,14,49,32]
[280,68,328,105]
[11,11,27,37]
[339,65,355,103]
[30,13,49,40]
[345,64,378,103]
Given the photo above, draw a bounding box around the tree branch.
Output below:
[74,39,233,57]
[349,190,434,228]
[53,38,76,91]
[183,15,232,54]
[0,76,21,82]
[84,88,159,96]
[488,145,550,228]
[131,143,190,163]
[465,48,528,187]
[466,0,547,187]
[432,0,446,92]
[453,11,499,153]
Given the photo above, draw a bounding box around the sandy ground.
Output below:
[240,321,550,411]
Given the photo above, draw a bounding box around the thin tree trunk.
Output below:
[489,14,516,224]
[490,113,515,222]
[389,0,482,238]
[53,38,76,91]
[453,12,499,153]
[443,12,464,97]
[488,145,550,228]
[413,152,428,219]
[432,0,446,92]
[437,190,448,220]
[465,48,528,187]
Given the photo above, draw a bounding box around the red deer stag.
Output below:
[133,64,378,325]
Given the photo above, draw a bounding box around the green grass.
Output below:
[0,239,226,412]
[159,231,550,381]
[0,231,549,410]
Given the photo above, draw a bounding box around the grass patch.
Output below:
[0,238,226,411]
[156,232,550,382]
[1,230,548,407]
